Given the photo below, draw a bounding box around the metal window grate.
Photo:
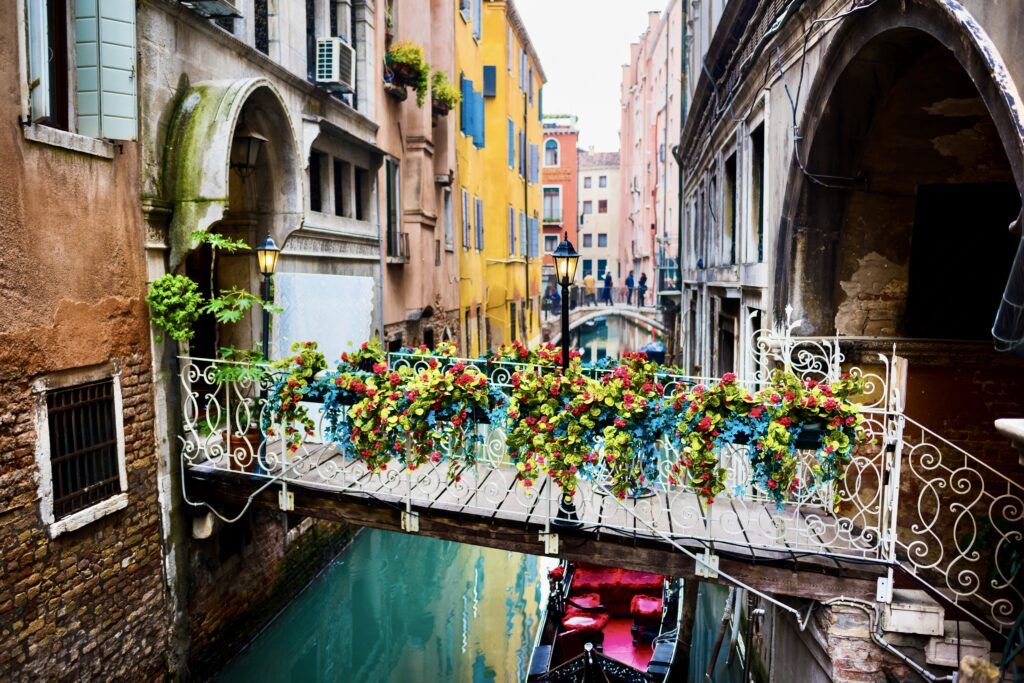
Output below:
[46,378,120,520]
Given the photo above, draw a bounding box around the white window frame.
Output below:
[542,185,562,223]
[583,176,592,189]
[599,175,608,188]
[33,362,128,538]
[543,138,560,168]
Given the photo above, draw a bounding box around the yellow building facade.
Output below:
[455,0,546,357]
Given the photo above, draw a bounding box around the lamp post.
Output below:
[550,235,580,370]
[549,235,581,530]
[255,234,280,359]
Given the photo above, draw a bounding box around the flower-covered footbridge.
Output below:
[178,318,1022,642]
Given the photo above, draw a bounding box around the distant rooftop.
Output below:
[543,114,579,130]
[579,150,620,169]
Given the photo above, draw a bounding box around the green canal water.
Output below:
[217,530,556,683]
[217,316,664,683]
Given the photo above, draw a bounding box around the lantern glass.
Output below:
[230,128,268,177]
[550,237,580,287]
[256,235,280,275]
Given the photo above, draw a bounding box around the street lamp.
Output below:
[230,125,268,180]
[550,235,580,370]
[550,235,582,530]
[256,234,280,359]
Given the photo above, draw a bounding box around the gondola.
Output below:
[527,561,682,682]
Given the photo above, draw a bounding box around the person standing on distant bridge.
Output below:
[638,272,648,308]
[601,272,613,306]
[583,271,597,306]
[625,270,635,305]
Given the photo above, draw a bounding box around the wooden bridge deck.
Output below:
[187,452,886,603]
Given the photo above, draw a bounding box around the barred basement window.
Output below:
[46,379,120,520]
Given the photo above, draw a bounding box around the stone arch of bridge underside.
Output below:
[774,2,1024,338]
[549,309,666,345]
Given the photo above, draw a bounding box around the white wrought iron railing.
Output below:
[176,320,1023,635]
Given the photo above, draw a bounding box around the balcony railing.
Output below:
[543,213,563,224]
[386,231,410,264]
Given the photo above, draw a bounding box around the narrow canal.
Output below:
[217,315,665,682]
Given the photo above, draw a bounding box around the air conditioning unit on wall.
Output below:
[187,0,242,17]
[316,37,356,93]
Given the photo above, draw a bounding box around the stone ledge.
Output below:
[23,125,116,159]
[48,493,128,538]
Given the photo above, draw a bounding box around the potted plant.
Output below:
[145,273,204,344]
[431,69,461,116]
[385,40,430,106]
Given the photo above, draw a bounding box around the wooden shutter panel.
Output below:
[76,0,137,140]
[483,66,496,98]
[473,89,485,148]
[460,76,470,134]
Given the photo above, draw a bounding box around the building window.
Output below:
[509,301,518,341]
[309,153,323,212]
[508,205,516,256]
[34,369,128,537]
[355,168,369,220]
[544,235,557,253]
[385,158,401,257]
[750,123,765,262]
[598,200,608,214]
[599,175,608,188]
[582,201,593,215]
[29,0,70,130]
[542,187,561,222]
[462,188,471,249]
[583,176,592,189]
[474,196,484,251]
[582,234,592,248]
[544,139,559,167]
[724,152,737,265]
[459,0,470,20]
[443,188,454,250]
[598,233,608,247]
[597,259,607,277]
[582,259,592,276]
[333,159,346,217]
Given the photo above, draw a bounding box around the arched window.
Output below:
[544,139,559,167]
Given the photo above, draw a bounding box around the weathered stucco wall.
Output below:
[0,0,171,677]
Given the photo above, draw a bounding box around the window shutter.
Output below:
[538,87,543,122]
[507,119,514,168]
[472,0,482,39]
[483,66,496,98]
[531,217,540,258]
[76,0,137,140]
[460,76,470,135]
[27,0,50,121]
[462,190,471,248]
[529,144,539,184]
[508,206,515,256]
[475,198,483,251]
[519,212,527,257]
[473,89,485,148]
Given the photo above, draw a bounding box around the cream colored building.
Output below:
[577,151,621,288]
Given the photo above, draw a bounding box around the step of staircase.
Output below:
[881,589,945,636]
[925,620,991,667]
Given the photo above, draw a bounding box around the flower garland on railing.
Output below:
[674,372,752,505]
[265,341,328,454]
[256,339,869,509]
[591,353,675,499]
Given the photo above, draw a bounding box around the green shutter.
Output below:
[77,0,137,140]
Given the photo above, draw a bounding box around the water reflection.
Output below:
[218,530,554,683]
[576,315,665,364]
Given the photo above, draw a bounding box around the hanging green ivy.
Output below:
[146,274,204,343]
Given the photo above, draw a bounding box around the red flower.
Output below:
[372,362,387,375]
[614,417,627,429]
[722,372,737,383]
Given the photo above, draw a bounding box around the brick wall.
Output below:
[0,352,171,680]
[186,513,356,677]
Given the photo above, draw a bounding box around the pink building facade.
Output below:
[619,0,684,303]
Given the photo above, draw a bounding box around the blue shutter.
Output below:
[530,218,540,257]
[475,197,484,251]
[483,66,497,97]
[519,212,527,257]
[529,144,539,184]
[76,0,137,139]
[473,88,485,148]
[460,76,470,134]
[538,87,543,121]
[472,0,482,39]
[508,206,515,256]
[507,119,515,168]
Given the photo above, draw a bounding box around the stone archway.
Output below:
[164,78,304,357]
[774,1,1024,333]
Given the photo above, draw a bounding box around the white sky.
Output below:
[515,0,664,152]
